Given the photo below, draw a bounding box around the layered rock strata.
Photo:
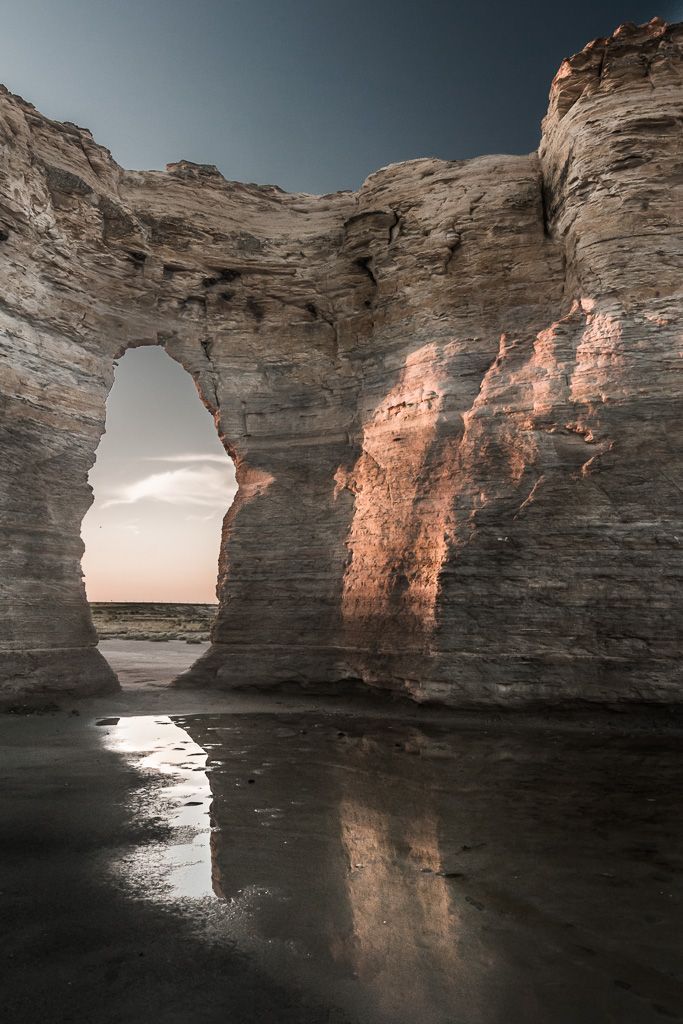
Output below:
[0,19,681,703]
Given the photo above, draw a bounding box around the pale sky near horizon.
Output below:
[81,348,236,603]
[2,0,679,601]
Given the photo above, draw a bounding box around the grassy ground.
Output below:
[90,602,217,642]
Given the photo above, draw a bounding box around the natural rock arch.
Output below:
[81,343,236,611]
[0,19,681,705]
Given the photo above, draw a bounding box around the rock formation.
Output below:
[0,19,681,704]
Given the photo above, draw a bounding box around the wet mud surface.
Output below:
[1,708,682,1023]
[98,639,210,688]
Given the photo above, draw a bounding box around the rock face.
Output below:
[0,19,681,705]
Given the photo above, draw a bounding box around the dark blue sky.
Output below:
[2,0,678,194]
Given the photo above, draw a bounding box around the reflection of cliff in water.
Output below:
[336,787,463,1021]
[176,714,683,1024]
[179,716,481,1024]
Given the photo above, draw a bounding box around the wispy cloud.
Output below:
[142,453,231,464]
[102,465,236,509]
[186,511,224,523]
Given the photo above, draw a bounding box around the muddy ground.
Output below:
[2,641,682,1023]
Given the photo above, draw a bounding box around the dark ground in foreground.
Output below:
[1,642,682,1023]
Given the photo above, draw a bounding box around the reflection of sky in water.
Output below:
[101,716,214,899]
[91,712,682,1024]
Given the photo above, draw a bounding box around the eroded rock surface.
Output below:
[0,19,681,704]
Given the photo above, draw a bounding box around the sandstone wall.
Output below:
[0,19,680,704]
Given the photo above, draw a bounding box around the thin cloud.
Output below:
[186,511,223,523]
[102,466,236,509]
[142,453,231,464]
[119,522,142,534]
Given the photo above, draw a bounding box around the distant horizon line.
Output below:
[88,599,219,606]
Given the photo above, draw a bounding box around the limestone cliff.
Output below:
[0,18,681,704]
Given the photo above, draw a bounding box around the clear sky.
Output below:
[1,0,677,195]
[2,1,679,602]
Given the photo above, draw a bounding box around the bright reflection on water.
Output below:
[98,713,471,1023]
[101,716,214,899]
[95,712,683,1024]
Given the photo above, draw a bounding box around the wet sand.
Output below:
[1,642,682,1022]
[99,638,211,689]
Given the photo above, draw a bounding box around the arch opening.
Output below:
[81,346,237,687]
